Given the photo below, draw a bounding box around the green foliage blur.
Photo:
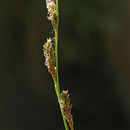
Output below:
[0,0,130,130]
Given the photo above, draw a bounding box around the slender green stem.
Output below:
[56,0,59,25]
[53,0,69,130]
[55,28,60,93]
[53,78,69,130]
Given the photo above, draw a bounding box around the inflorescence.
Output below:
[43,38,56,78]
[60,90,74,130]
[44,1,74,130]
[46,0,56,26]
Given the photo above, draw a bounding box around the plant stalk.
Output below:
[53,0,69,130]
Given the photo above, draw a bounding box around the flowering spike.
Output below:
[60,90,74,130]
[43,38,56,78]
[46,0,56,26]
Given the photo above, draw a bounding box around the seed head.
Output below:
[46,0,56,26]
[43,38,56,78]
[60,90,74,130]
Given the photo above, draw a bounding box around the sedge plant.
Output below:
[43,0,74,130]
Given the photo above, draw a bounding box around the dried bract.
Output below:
[43,38,56,78]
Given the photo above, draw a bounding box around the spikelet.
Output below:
[46,0,56,26]
[43,38,56,78]
[60,90,74,130]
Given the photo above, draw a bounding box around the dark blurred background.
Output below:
[0,0,130,130]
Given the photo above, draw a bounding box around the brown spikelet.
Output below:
[60,90,74,130]
[43,38,56,78]
[46,0,56,26]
